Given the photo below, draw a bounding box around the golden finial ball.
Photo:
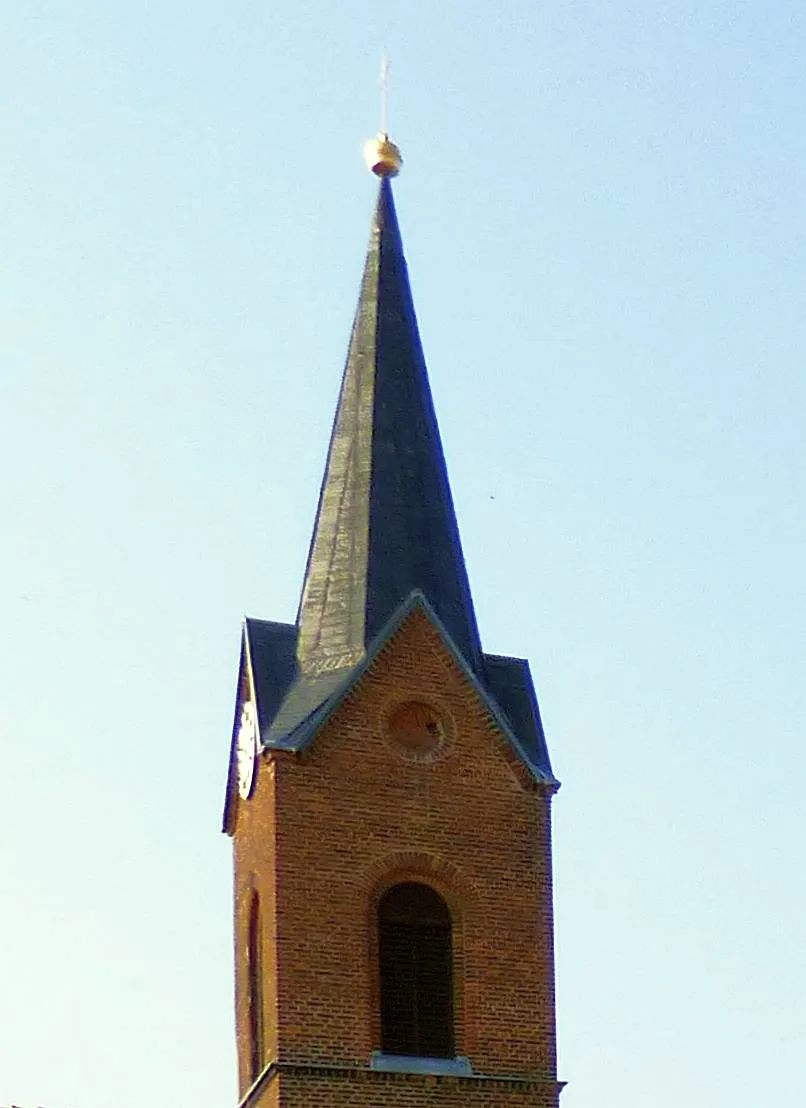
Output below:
[363,133,402,177]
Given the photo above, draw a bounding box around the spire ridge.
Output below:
[296,178,481,675]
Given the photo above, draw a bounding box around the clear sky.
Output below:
[1,3,804,1106]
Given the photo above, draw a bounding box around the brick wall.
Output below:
[231,606,558,1107]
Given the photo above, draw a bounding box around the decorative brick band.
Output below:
[239,1058,566,1107]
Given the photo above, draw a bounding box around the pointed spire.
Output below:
[296,177,482,674]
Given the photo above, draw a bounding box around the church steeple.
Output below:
[222,144,555,772]
[296,175,482,674]
[224,141,561,1108]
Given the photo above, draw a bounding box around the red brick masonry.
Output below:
[231,606,560,1108]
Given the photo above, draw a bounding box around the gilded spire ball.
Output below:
[363,132,403,177]
[363,50,402,177]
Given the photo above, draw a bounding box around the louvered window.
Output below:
[378,882,454,1058]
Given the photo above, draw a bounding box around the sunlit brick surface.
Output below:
[231,606,559,1107]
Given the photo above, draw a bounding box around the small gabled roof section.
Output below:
[244,617,298,736]
[222,617,297,833]
[295,177,482,678]
[482,652,554,780]
[240,591,557,788]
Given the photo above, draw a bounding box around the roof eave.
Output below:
[274,590,558,788]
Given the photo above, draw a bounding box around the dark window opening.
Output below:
[378,882,455,1058]
[247,892,263,1081]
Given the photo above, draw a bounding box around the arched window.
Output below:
[378,882,454,1058]
[247,891,263,1080]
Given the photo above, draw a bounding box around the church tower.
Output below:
[223,136,563,1108]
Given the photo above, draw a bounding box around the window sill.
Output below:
[369,1052,472,1076]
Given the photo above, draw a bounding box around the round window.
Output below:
[387,700,447,761]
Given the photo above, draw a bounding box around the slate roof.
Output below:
[240,592,556,782]
[296,177,482,675]
[222,178,558,833]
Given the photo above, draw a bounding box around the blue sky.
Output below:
[1,3,804,1106]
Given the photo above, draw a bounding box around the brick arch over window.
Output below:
[365,851,481,915]
[378,882,455,1058]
